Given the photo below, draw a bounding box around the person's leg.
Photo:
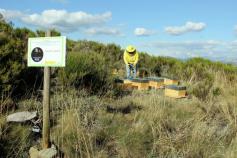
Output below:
[126,64,130,78]
[133,65,137,78]
[131,64,136,78]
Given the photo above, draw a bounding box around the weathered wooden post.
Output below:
[28,31,66,151]
[42,30,51,148]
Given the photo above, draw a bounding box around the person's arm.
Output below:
[134,53,139,65]
[123,52,129,65]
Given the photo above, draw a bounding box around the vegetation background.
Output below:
[0,15,237,157]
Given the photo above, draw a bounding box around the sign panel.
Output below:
[28,36,66,67]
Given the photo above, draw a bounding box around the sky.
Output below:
[0,0,237,62]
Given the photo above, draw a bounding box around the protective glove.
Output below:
[128,63,133,68]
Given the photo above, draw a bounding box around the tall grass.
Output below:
[48,71,237,158]
[1,70,236,157]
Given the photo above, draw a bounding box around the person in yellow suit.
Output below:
[123,45,139,79]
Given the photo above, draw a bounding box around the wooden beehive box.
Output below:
[164,77,179,85]
[120,79,136,90]
[122,83,136,90]
[123,79,133,84]
[165,85,187,98]
[130,78,149,90]
[147,77,164,89]
[114,78,135,90]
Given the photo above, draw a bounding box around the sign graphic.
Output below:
[28,36,66,67]
[31,47,43,62]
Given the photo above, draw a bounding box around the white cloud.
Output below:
[228,40,237,52]
[142,40,236,61]
[148,40,220,50]
[235,25,237,34]
[165,21,206,35]
[0,9,24,19]
[0,9,112,32]
[85,27,123,36]
[134,27,156,36]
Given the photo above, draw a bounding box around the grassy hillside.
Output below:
[1,19,237,157]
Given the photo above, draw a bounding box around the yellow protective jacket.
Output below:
[123,51,139,65]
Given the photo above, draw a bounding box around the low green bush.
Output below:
[0,20,44,98]
[191,77,214,101]
[58,51,113,94]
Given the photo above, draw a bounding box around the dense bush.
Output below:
[190,73,214,101]
[0,18,46,98]
[69,40,124,70]
[58,51,113,94]
[0,19,34,96]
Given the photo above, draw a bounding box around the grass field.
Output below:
[1,74,236,157]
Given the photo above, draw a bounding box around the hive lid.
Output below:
[130,78,149,83]
[163,76,178,80]
[114,78,124,83]
[166,85,186,90]
[147,77,164,82]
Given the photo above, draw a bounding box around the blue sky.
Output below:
[1,0,237,61]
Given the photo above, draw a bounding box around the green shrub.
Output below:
[0,20,44,98]
[190,73,214,101]
[58,51,113,94]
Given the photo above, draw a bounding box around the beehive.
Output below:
[147,77,164,89]
[165,85,187,98]
[123,79,133,84]
[121,79,136,90]
[130,78,149,90]
[164,78,179,85]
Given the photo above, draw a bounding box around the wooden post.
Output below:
[42,30,51,148]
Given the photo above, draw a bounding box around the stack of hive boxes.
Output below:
[117,76,187,98]
[130,78,150,90]
[164,85,187,98]
[116,78,134,90]
[163,77,186,98]
[147,77,164,89]
[164,78,179,85]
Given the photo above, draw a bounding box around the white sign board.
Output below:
[28,36,66,67]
